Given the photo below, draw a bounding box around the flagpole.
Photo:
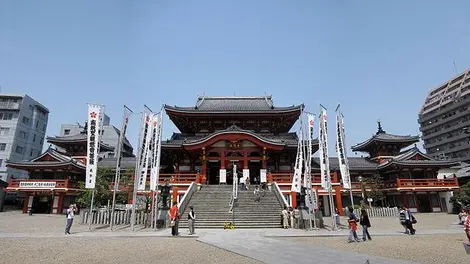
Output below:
[131,112,145,231]
[336,105,354,207]
[111,105,133,231]
[88,189,95,231]
[154,110,164,230]
[302,114,313,231]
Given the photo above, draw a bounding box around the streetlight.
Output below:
[357,176,365,205]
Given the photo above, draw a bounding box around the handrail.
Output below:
[178,182,197,216]
[273,182,289,208]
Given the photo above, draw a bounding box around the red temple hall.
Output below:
[6,96,460,215]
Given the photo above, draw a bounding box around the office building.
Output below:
[0,94,49,181]
[418,69,470,162]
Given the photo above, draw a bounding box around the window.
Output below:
[33,134,36,142]
[30,149,34,157]
[43,124,46,132]
[40,137,44,145]
[19,131,27,140]
[64,129,70,135]
[0,127,10,135]
[0,112,13,120]
[22,116,30,125]
[0,159,3,167]
[0,143,5,151]
[15,146,23,154]
[36,121,39,128]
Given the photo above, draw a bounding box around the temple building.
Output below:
[5,125,117,214]
[6,96,462,216]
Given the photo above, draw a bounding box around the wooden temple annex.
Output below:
[5,96,461,216]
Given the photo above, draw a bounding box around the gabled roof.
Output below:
[164,96,303,113]
[6,148,86,171]
[47,134,114,151]
[312,157,378,171]
[377,147,459,169]
[351,122,419,152]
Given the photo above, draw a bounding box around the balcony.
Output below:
[0,101,20,110]
[110,173,198,191]
[271,172,339,185]
[7,179,81,191]
[351,178,459,192]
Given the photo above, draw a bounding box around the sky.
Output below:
[1,0,470,157]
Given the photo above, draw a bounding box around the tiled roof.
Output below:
[6,147,86,170]
[377,147,459,169]
[47,134,115,151]
[98,157,136,169]
[162,125,318,148]
[312,157,378,171]
[164,96,303,113]
[351,132,419,152]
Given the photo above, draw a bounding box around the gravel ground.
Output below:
[282,234,470,264]
[0,237,262,264]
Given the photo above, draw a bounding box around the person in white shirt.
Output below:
[188,206,196,235]
[65,204,76,234]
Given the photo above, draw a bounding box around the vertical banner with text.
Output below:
[115,106,131,190]
[336,106,351,189]
[319,106,331,189]
[86,104,103,189]
[137,113,152,191]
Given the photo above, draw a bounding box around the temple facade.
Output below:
[6,96,461,216]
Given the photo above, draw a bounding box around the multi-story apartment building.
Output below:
[418,69,470,162]
[0,94,49,181]
[59,114,134,158]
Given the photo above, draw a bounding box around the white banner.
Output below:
[149,114,160,191]
[137,113,153,191]
[291,127,303,193]
[219,169,227,184]
[260,169,267,183]
[312,188,318,210]
[336,106,351,189]
[319,106,331,189]
[154,112,163,191]
[115,106,131,190]
[304,113,316,213]
[86,104,103,189]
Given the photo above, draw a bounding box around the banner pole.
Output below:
[88,189,95,231]
[131,112,145,231]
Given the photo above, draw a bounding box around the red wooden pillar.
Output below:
[172,187,179,204]
[57,193,65,214]
[23,193,30,214]
[220,151,225,169]
[334,186,344,216]
[243,151,248,169]
[291,191,297,208]
[268,172,273,184]
[196,172,201,184]
[201,147,207,184]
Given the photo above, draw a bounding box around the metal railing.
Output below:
[178,182,197,216]
[272,182,289,208]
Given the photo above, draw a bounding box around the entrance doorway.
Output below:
[417,194,432,212]
[207,161,221,184]
[248,160,262,185]
[32,194,52,214]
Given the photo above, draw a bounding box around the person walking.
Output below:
[188,206,196,235]
[169,202,179,236]
[65,204,76,235]
[239,176,245,191]
[360,208,372,241]
[281,206,289,229]
[400,206,415,235]
[464,206,470,242]
[254,186,260,202]
[347,207,361,243]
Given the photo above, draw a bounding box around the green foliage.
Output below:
[76,167,112,208]
[450,181,470,213]
[363,173,385,204]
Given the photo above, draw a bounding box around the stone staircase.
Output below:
[179,185,283,229]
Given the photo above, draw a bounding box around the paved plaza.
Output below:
[1,210,469,264]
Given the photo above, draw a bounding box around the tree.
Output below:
[363,173,385,206]
[450,181,470,213]
[77,168,112,208]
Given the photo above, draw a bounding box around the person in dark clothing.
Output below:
[399,206,415,235]
[360,209,372,241]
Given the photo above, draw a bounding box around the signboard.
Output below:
[19,182,56,188]
[219,169,226,184]
[260,169,267,183]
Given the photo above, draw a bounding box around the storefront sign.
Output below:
[19,182,56,188]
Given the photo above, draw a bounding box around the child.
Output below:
[347,207,361,243]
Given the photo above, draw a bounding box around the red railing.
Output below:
[397,178,459,188]
[7,179,80,190]
[110,173,198,191]
[271,172,338,184]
